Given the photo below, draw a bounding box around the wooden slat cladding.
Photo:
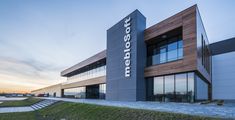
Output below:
[144,5,196,41]
[144,5,197,77]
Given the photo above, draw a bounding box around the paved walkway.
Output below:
[0,99,58,113]
[41,97,235,119]
[0,107,33,113]
[0,97,27,101]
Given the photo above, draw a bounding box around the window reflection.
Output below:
[63,84,106,99]
[67,65,106,83]
[147,35,183,66]
[99,84,106,99]
[175,74,187,102]
[150,72,197,103]
[153,77,164,101]
[188,73,194,102]
[64,87,86,99]
[164,75,175,102]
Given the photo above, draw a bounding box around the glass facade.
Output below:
[201,34,211,74]
[175,74,187,102]
[147,35,183,66]
[164,75,175,102]
[67,65,106,83]
[86,85,100,99]
[195,75,208,100]
[99,84,106,99]
[146,72,208,102]
[187,73,195,102]
[63,87,86,99]
[63,84,106,99]
[153,77,164,101]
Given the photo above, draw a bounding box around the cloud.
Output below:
[0,56,66,93]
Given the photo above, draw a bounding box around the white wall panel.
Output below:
[212,51,235,100]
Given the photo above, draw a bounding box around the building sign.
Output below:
[124,17,131,78]
[107,10,146,101]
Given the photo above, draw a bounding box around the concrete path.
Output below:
[0,99,58,113]
[41,97,235,119]
[0,106,33,113]
[0,97,27,101]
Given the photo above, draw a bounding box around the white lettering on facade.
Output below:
[124,17,131,78]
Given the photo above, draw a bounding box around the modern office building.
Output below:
[32,5,235,102]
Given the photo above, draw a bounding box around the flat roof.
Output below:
[61,50,106,77]
[210,37,235,56]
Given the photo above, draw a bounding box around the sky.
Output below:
[0,0,235,93]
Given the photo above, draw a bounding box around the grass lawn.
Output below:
[0,97,41,107]
[0,102,220,120]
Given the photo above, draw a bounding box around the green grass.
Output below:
[0,102,220,120]
[0,97,42,107]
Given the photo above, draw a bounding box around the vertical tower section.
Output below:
[106,10,146,101]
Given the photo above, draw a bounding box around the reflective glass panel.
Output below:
[175,73,187,102]
[153,77,164,101]
[164,75,174,102]
[187,72,194,102]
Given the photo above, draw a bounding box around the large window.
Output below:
[201,34,211,74]
[195,75,208,100]
[175,74,187,102]
[153,77,164,101]
[99,84,106,99]
[64,87,86,99]
[164,75,175,102]
[147,35,183,66]
[187,73,194,102]
[63,84,106,100]
[148,72,202,103]
[67,65,106,83]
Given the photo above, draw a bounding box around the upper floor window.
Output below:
[147,35,183,66]
[201,34,211,74]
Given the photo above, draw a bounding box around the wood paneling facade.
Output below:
[144,5,211,83]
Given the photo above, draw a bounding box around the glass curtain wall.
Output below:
[63,84,106,100]
[63,87,86,99]
[153,77,164,101]
[175,74,187,102]
[86,85,100,99]
[147,35,183,66]
[99,84,106,99]
[149,72,196,102]
[195,75,208,100]
[67,65,106,83]
[164,75,175,102]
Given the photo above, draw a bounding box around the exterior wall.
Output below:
[195,75,208,100]
[61,50,106,77]
[196,8,211,83]
[212,51,235,100]
[144,5,197,77]
[62,76,106,89]
[106,10,146,101]
[31,84,62,97]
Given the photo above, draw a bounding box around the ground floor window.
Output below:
[195,75,208,100]
[99,84,106,99]
[63,87,86,99]
[146,72,208,102]
[63,83,106,99]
